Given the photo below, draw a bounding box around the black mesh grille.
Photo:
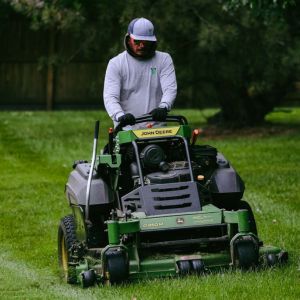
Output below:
[121,182,201,215]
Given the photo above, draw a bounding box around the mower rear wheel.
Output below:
[58,215,77,284]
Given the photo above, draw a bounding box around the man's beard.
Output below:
[124,34,157,59]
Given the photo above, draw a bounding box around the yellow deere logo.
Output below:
[133,126,180,138]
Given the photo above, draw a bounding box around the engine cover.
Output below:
[145,161,191,184]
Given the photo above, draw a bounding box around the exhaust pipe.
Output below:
[85,120,100,224]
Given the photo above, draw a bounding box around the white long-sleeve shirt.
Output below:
[103,50,177,127]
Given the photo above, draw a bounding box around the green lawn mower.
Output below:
[58,115,288,287]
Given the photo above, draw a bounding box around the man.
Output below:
[103,17,177,129]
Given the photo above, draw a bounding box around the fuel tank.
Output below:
[65,163,113,206]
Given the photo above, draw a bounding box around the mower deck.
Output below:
[71,205,288,286]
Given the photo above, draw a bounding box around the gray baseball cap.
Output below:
[128,18,157,42]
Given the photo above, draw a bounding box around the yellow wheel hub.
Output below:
[61,236,69,280]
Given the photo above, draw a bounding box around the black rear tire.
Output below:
[58,215,77,284]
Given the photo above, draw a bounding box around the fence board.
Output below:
[55,62,105,106]
[0,62,46,105]
[0,15,105,109]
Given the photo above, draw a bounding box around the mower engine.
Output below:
[130,142,191,187]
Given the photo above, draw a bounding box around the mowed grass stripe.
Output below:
[0,116,70,270]
[1,251,298,300]
[0,109,299,299]
[0,252,101,300]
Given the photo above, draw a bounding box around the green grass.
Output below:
[0,108,299,299]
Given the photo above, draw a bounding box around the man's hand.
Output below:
[118,113,136,127]
[150,107,168,121]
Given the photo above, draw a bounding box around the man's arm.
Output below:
[103,59,124,121]
[159,53,177,110]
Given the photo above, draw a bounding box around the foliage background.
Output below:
[1,0,300,125]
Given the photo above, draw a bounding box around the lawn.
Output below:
[0,108,299,300]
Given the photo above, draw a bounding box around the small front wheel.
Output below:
[235,240,259,269]
[105,248,129,284]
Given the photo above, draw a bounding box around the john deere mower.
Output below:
[58,115,288,287]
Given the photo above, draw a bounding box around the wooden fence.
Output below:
[0,16,106,110]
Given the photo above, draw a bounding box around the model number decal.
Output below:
[142,222,164,228]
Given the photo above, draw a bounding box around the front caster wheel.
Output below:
[82,270,96,288]
[235,240,259,269]
[105,248,129,284]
